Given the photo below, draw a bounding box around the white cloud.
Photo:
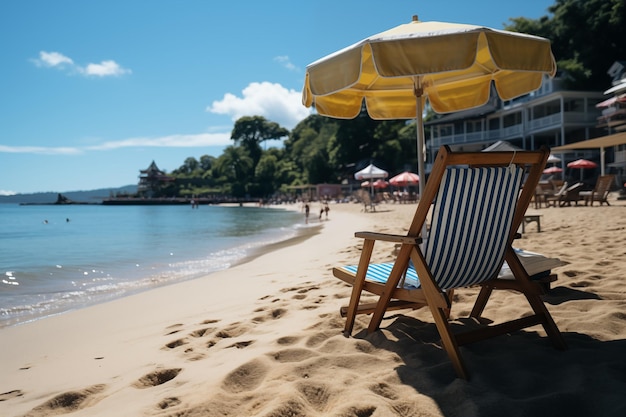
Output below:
[0,145,82,155]
[35,51,74,67]
[0,190,17,196]
[32,51,131,77]
[208,81,311,129]
[81,60,132,77]
[0,133,231,155]
[274,55,298,72]
[88,133,231,150]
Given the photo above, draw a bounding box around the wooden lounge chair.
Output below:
[333,145,566,379]
[580,175,615,206]
[557,182,584,207]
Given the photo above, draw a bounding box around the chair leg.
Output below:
[470,285,493,318]
[343,240,375,335]
[524,292,567,350]
[366,245,413,333]
[430,305,469,379]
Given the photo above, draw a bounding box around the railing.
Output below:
[528,114,561,130]
[429,111,601,148]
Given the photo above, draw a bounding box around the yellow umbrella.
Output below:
[302,16,556,195]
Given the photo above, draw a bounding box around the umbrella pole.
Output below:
[414,80,425,199]
[414,81,428,246]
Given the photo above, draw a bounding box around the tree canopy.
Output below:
[506,0,625,90]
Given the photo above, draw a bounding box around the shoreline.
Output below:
[0,203,316,330]
[2,200,626,416]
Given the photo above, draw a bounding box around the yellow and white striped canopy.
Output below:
[302,17,556,119]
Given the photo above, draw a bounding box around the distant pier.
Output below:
[101,197,260,206]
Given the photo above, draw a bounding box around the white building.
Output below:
[424,69,626,186]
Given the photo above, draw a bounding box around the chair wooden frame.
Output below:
[333,145,567,379]
[580,175,615,206]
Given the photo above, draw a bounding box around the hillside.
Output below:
[0,185,137,204]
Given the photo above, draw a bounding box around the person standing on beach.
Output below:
[304,203,310,224]
[324,203,330,220]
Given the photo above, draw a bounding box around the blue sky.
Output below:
[1,0,555,195]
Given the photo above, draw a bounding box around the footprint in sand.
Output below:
[305,331,339,348]
[215,322,251,339]
[157,396,181,410]
[188,327,215,337]
[0,389,24,402]
[164,323,184,335]
[24,384,106,417]
[296,381,332,412]
[252,307,288,324]
[276,335,301,346]
[163,338,189,350]
[221,358,270,394]
[369,382,399,400]
[269,348,318,363]
[133,368,182,389]
[261,399,309,417]
[226,340,255,349]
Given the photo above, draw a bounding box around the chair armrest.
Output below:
[355,231,422,244]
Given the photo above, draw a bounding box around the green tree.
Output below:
[199,154,215,172]
[286,114,339,184]
[231,116,290,166]
[215,146,254,196]
[172,157,199,175]
[254,152,279,196]
[506,0,626,90]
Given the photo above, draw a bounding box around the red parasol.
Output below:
[543,166,563,174]
[567,159,597,181]
[361,179,388,189]
[389,171,420,187]
[567,159,597,169]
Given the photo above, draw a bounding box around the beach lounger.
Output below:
[558,182,584,207]
[545,181,568,207]
[333,145,567,379]
[580,175,615,206]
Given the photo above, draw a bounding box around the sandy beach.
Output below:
[2,196,626,417]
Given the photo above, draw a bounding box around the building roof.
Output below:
[551,132,626,151]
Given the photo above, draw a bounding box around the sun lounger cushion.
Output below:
[339,248,564,290]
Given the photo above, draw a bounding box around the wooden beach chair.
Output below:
[333,145,566,379]
[557,182,584,207]
[580,175,615,206]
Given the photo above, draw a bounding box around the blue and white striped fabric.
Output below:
[424,166,523,289]
[341,166,523,291]
[341,263,420,289]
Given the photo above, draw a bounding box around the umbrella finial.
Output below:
[412,15,419,22]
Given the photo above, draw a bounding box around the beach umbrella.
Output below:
[373,179,389,189]
[302,15,557,198]
[543,166,563,174]
[355,163,388,196]
[567,159,597,169]
[389,171,420,187]
[547,154,561,164]
[363,179,389,190]
[355,163,388,180]
[567,159,597,181]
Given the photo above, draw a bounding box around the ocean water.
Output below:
[0,203,307,328]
